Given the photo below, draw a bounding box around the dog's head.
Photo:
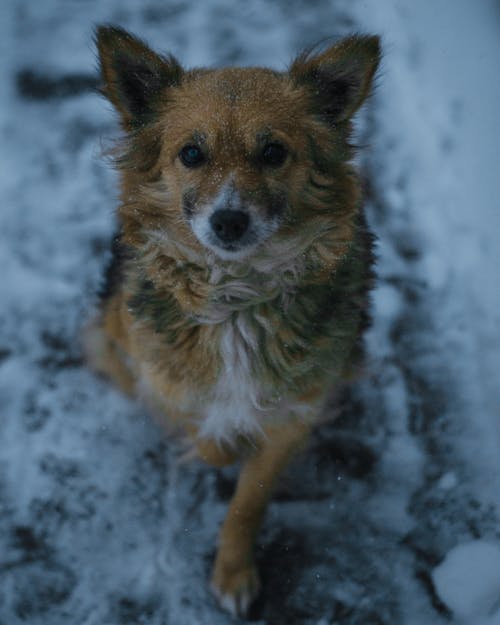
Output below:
[96,26,380,265]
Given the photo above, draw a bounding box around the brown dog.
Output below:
[84,25,380,617]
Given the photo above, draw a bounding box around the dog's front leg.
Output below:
[211,419,311,616]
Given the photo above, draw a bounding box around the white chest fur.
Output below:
[198,315,264,443]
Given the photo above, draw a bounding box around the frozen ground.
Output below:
[1,1,499,624]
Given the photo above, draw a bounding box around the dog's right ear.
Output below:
[95,25,183,128]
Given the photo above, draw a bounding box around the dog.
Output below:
[84,25,380,617]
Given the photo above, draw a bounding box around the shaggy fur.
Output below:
[85,25,380,617]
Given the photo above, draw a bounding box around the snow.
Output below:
[432,541,500,624]
[437,472,458,492]
[352,0,500,508]
[1,0,499,624]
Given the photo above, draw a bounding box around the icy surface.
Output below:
[0,0,499,624]
[432,541,500,623]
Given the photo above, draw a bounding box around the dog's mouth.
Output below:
[200,230,262,260]
[205,238,260,260]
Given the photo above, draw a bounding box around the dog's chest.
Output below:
[198,313,264,442]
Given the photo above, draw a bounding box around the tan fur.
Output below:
[211,419,312,610]
[86,26,380,617]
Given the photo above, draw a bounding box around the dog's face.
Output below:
[158,68,314,260]
[97,27,380,263]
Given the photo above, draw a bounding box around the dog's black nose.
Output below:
[210,210,249,243]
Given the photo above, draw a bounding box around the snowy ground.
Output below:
[1,1,499,624]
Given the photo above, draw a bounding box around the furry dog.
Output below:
[85,25,380,617]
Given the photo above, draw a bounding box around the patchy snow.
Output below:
[432,541,500,624]
[1,0,499,624]
[351,0,500,509]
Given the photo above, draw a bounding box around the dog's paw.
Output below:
[211,560,260,617]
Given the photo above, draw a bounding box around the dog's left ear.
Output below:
[290,35,381,123]
[95,25,183,128]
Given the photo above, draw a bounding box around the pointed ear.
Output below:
[290,35,381,123]
[95,25,183,128]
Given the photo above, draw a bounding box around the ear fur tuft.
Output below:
[291,35,381,122]
[95,25,183,128]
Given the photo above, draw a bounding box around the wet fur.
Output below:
[85,26,380,617]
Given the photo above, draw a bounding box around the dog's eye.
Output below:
[260,142,287,167]
[179,144,205,168]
